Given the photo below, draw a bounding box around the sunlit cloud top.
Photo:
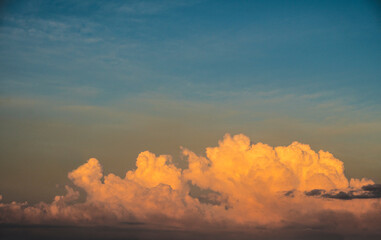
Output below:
[1,134,380,239]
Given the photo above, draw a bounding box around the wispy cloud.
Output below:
[117,0,196,15]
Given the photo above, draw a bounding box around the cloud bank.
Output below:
[1,134,380,236]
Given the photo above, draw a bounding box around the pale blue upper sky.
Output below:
[0,0,380,202]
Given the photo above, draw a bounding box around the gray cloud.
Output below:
[304,184,381,200]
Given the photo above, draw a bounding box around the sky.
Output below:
[0,0,381,239]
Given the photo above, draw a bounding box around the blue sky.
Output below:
[0,0,381,202]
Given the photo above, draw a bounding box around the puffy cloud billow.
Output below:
[1,134,380,236]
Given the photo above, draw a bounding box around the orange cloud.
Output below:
[1,134,380,235]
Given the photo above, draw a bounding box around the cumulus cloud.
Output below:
[0,134,380,236]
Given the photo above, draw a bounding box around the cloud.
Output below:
[0,134,380,237]
[117,0,194,15]
[304,183,381,200]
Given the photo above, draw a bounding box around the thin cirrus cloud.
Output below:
[1,134,380,237]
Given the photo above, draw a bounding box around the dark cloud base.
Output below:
[1,224,380,240]
[304,184,381,200]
